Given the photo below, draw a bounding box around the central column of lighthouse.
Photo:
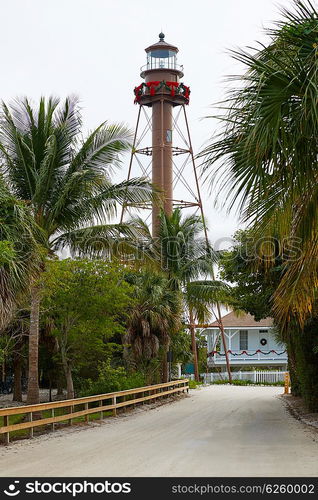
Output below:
[152,99,173,233]
[137,32,187,236]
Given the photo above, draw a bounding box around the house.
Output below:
[205,311,288,370]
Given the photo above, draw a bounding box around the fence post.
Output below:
[51,408,55,432]
[29,412,34,438]
[3,415,9,445]
[284,372,290,394]
[112,396,117,416]
[253,370,256,383]
[85,403,89,423]
[99,400,103,420]
[122,395,127,412]
[69,406,73,426]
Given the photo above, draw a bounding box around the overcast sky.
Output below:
[1,0,292,248]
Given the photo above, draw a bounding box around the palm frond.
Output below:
[0,180,44,327]
[199,0,318,327]
[0,96,155,258]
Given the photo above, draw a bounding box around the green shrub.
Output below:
[79,359,146,397]
[292,317,318,411]
[119,371,147,391]
[233,380,253,386]
[210,379,284,387]
[188,379,202,389]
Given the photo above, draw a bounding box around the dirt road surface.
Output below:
[1,385,317,477]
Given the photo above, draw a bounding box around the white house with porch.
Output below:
[205,312,288,370]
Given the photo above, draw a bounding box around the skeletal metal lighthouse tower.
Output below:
[121,33,201,234]
[121,33,232,382]
[138,33,188,232]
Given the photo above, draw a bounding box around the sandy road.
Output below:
[1,385,317,477]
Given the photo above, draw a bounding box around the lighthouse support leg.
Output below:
[182,105,232,384]
[120,105,142,224]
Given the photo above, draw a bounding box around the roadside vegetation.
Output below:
[1,0,317,416]
[0,98,225,406]
[201,0,318,410]
[210,380,284,387]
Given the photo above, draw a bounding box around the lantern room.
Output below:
[140,33,184,80]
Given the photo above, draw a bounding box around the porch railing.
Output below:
[210,349,287,362]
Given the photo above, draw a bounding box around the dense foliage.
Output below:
[0,96,153,404]
[218,224,318,411]
[202,1,318,410]
[130,208,229,381]
[41,259,134,398]
[202,0,318,328]
[219,230,281,321]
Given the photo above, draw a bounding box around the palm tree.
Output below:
[130,208,229,381]
[125,271,182,382]
[0,179,41,329]
[0,96,154,403]
[200,0,318,329]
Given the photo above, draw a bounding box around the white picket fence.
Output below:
[184,371,285,384]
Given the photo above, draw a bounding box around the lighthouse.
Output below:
[122,34,232,382]
[133,33,190,234]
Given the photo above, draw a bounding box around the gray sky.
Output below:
[1,0,291,247]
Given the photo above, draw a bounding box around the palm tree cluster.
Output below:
[125,271,182,376]
[201,0,318,409]
[0,96,154,403]
[127,209,229,381]
[0,95,226,402]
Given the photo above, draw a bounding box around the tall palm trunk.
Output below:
[63,362,74,400]
[1,357,5,383]
[123,333,134,372]
[162,348,169,383]
[13,341,23,402]
[61,345,74,399]
[27,285,40,404]
[56,373,64,396]
[13,357,23,402]
[189,309,199,382]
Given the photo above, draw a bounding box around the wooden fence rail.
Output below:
[0,379,189,445]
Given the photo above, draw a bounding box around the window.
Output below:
[148,50,177,70]
[166,130,172,143]
[259,329,268,334]
[239,330,248,350]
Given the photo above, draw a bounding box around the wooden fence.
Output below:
[0,379,189,445]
